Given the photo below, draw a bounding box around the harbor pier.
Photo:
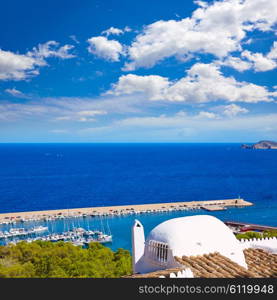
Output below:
[0,198,253,224]
[225,221,277,232]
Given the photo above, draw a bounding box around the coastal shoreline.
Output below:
[0,198,253,224]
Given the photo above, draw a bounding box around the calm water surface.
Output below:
[0,143,276,250]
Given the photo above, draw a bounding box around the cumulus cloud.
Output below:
[242,50,276,72]
[101,26,132,36]
[110,63,276,103]
[87,36,124,61]
[0,49,44,80]
[101,26,128,37]
[216,40,277,73]
[218,41,277,72]
[268,41,277,59]
[221,104,249,117]
[123,0,277,70]
[196,111,219,119]
[102,27,124,36]
[29,41,75,59]
[0,41,75,81]
[108,74,169,99]
[216,56,252,72]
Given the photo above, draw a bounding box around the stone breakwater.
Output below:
[0,198,253,225]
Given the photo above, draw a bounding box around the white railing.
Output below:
[239,236,277,253]
[239,236,277,242]
[145,240,169,263]
[159,268,194,278]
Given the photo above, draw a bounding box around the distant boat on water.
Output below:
[32,226,48,233]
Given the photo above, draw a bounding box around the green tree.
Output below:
[0,241,132,278]
[236,231,262,240]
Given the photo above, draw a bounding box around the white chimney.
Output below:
[132,219,145,274]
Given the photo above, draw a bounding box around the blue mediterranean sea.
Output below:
[0,143,276,251]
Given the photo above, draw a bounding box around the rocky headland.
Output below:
[241,140,277,149]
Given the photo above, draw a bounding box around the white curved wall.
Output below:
[146,215,247,268]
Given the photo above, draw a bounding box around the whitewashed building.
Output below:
[131,215,277,277]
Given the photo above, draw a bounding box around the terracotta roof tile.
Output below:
[125,248,277,278]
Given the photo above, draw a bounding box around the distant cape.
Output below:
[241,140,277,149]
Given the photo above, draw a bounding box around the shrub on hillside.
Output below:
[0,241,132,278]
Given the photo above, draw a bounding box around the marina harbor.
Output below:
[0,198,252,224]
[0,226,112,246]
[0,198,252,247]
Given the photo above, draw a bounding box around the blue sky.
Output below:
[0,0,276,142]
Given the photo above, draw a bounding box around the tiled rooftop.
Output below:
[125,248,277,278]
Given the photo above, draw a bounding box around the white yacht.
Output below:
[32,226,48,233]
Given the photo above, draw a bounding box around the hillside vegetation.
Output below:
[0,241,132,278]
[236,230,277,240]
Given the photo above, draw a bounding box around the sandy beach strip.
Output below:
[0,198,253,222]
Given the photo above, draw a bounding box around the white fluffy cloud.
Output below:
[0,41,75,81]
[123,0,277,70]
[268,42,277,59]
[110,63,275,103]
[242,50,277,72]
[221,104,249,117]
[196,111,219,119]
[30,41,75,59]
[102,27,124,36]
[218,41,277,72]
[109,74,169,99]
[101,26,132,36]
[87,36,124,62]
[217,56,252,72]
[0,49,43,80]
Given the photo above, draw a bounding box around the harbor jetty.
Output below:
[0,198,252,224]
[225,221,277,232]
